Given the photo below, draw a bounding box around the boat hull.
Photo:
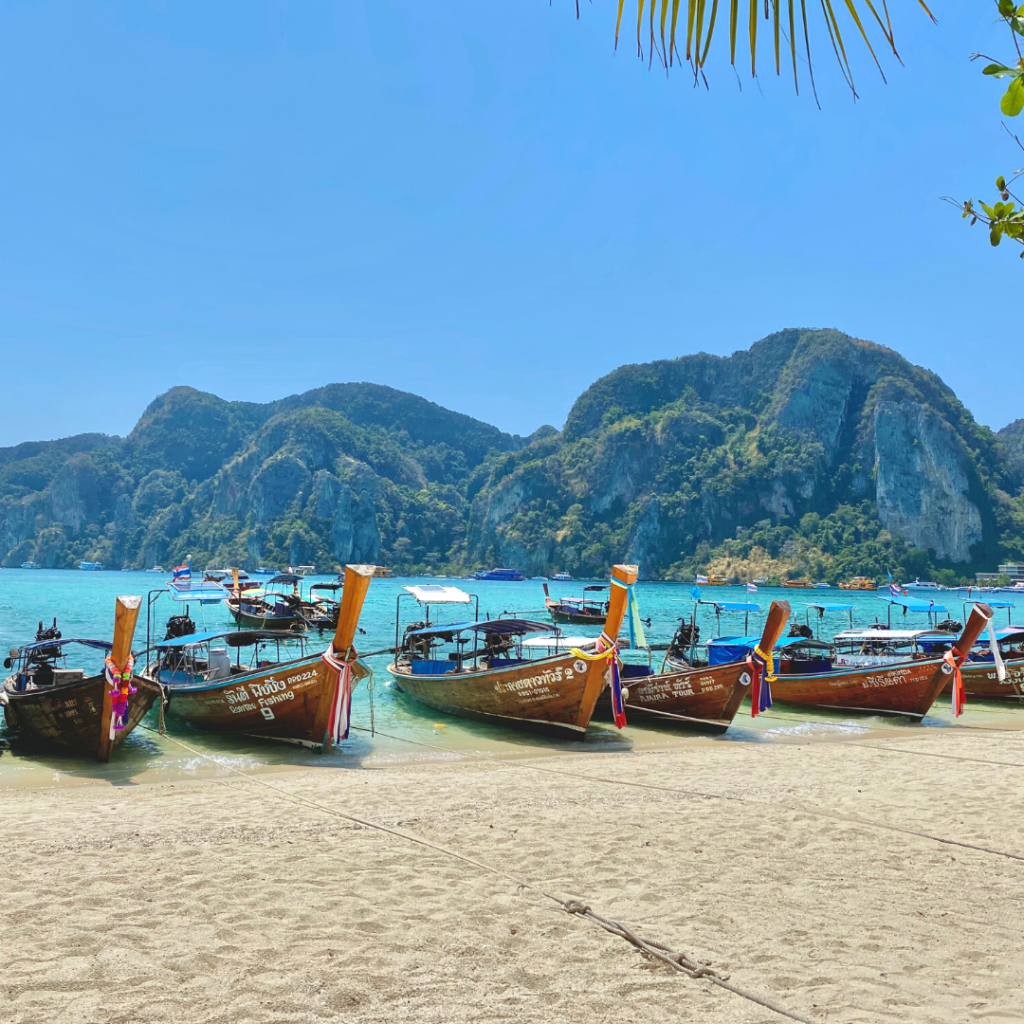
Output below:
[158,653,345,747]
[600,662,750,733]
[2,673,160,760]
[944,659,1024,701]
[771,658,951,716]
[227,599,304,631]
[389,651,610,738]
[545,602,606,626]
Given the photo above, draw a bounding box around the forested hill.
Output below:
[3,329,1023,583]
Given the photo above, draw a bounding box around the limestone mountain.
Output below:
[2,329,1022,581]
[466,329,1024,581]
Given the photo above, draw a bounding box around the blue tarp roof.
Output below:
[405,618,554,638]
[15,638,113,654]
[970,599,1015,608]
[886,597,948,614]
[706,635,831,666]
[155,629,301,648]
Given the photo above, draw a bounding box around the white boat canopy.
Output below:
[403,584,473,605]
[521,634,598,650]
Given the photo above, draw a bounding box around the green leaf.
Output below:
[991,225,1004,246]
[997,175,1007,190]
[1002,76,1024,117]
[999,0,1015,16]
[983,63,1015,78]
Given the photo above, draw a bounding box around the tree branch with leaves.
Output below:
[944,0,1024,256]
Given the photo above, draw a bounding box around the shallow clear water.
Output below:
[1,570,1020,787]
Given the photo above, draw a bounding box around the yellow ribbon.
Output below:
[569,646,617,661]
[753,643,776,682]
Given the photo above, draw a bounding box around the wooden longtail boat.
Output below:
[144,564,374,749]
[954,657,1024,700]
[610,601,792,732]
[718,603,994,716]
[542,582,609,625]
[226,571,309,630]
[1,597,160,761]
[389,564,639,738]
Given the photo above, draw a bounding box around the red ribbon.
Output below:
[322,644,356,744]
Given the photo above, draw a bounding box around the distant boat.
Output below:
[695,574,728,586]
[783,579,816,589]
[289,564,316,576]
[543,582,609,625]
[553,572,573,582]
[79,561,103,571]
[904,579,941,591]
[468,568,525,582]
[20,561,40,569]
[814,582,831,589]
[372,566,394,578]
[252,566,278,576]
[839,576,876,590]
[145,566,165,573]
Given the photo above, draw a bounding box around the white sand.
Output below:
[3,726,1024,1023]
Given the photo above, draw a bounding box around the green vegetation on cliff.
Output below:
[2,329,1023,580]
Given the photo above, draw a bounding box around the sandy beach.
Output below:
[3,724,1024,1024]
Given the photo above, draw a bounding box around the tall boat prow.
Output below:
[1,596,160,762]
[389,563,639,737]
[616,599,792,732]
[143,564,376,749]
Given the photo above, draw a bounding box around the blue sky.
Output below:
[0,1,1017,444]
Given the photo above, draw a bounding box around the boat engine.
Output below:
[934,619,963,634]
[164,613,197,641]
[788,622,814,639]
[667,620,700,661]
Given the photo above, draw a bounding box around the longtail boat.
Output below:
[712,602,995,716]
[226,571,309,630]
[388,564,639,737]
[542,582,610,625]
[143,564,374,749]
[611,601,792,732]
[1,597,160,761]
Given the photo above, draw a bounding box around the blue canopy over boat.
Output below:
[885,596,948,614]
[15,637,113,655]
[805,603,855,612]
[706,635,831,666]
[154,629,303,649]
[405,618,554,638]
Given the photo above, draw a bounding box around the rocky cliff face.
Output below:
[0,330,1020,578]
[467,329,1017,577]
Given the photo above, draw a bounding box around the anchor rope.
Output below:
[137,724,815,1023]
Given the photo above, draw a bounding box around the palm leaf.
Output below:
[613,0,934,98]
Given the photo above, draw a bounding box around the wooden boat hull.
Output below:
[944,659,1024,701]
[227,599,304,631]
[389,651,610,738]
[771,658,951,716]
[545,600,606,626]
[599,662,750,733]
[160,653,348,746]
[2,673,160,760]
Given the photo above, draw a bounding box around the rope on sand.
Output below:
[139,725,817,1024]
[352,726,1024,864]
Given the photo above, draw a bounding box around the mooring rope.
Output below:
[351,726,1024,864]
[138,724,816,1023]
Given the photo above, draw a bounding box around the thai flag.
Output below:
[172,561,191,582]
[889,581,902,597]
[747,582,758,592]
[695,574,708,584]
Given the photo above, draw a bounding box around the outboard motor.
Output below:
[935,619,963,634]
[788,622,814,639]
[163,614,197,641]
[667,620,700,662]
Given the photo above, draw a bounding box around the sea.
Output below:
[1,570,1021,788]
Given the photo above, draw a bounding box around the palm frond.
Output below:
[613,0,933,98]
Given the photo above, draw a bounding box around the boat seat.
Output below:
[410,660,454,675]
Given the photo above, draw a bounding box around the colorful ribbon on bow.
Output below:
[945,647,968,718]
[104,654,136,739]
[322,643,358,745]
[747,643,775,718]
[570,642,626,729]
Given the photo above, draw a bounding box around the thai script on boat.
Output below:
[633,673,722,703]
[224,667,319,706]
[493,665,566,694]
[856,666,916,690]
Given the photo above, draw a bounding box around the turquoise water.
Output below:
[1,570,1019,787]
